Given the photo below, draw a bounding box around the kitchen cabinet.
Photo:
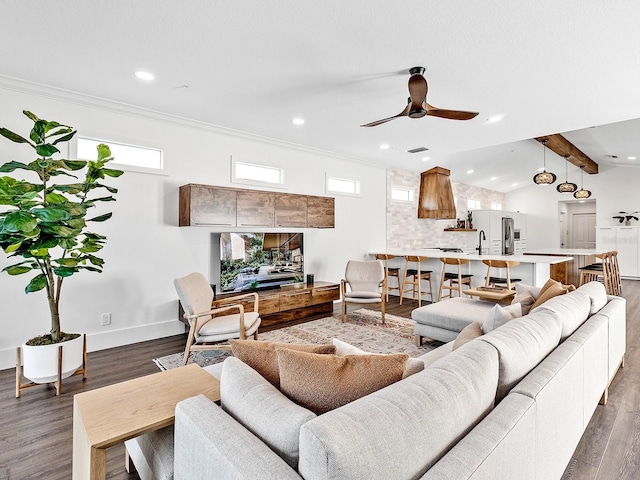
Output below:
[275,193,308,228]
[473,209,528,255]
[596,226,639,277]
[179,184,237,227]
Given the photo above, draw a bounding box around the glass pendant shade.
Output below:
[556,156,577,193]
[573,166,592,199]
[533,139,556,185]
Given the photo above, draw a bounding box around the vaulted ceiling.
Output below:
[2,1,640,191]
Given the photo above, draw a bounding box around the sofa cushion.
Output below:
[514,282,542,299]
[412,297,497,332]
[479,310,562,401]
[576,281,608,315]
[228,339,335,387]
[452,321,483,350]
[276,348,408,415]
[220,357,316,468]
[529,280,567,311]
[331,338,424,378]
[483,303,522,333]
[530,289,591,340]
[298,340,499,480]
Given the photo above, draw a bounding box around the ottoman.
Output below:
[413,297,497,344]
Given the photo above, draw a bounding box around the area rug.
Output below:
[153,308,443,370]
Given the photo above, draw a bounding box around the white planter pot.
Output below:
[22,334,84,384]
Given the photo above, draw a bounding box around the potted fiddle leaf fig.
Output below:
[0,110,123,386]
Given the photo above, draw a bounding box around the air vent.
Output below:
[606,155,618,159]
[407,147,429,154]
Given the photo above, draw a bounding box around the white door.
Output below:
[571,213,596,249]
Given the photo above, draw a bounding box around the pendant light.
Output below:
[573,166,592,199]
[533,139,557,185]
[556,155,578,193]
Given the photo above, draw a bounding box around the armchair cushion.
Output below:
[229,339,335,388]
[277,348,408,415]
[344,291,382,299]
[198,312,261,337]
[344,260,385,293]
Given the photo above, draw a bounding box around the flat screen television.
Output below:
[217,232,304,293]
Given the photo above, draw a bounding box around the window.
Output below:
[467,198,481,210]
[391,186,414,202]
[491,202,503,210]
[326,175,360,195]
[232,159,284,186]
[77,137,163,172]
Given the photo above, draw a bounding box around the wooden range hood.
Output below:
[418,166,456,219]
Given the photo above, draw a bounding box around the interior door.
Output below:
[571,213,596,249]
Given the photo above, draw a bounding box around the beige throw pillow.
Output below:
[512,290,536,315]
[229,340,336,388]
[331,338,424,378]
[452,321,483,350]
[482,303,522,333]
[529,282,567,311]
[276,348,408,415]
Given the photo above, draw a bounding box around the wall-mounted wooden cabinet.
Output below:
[179,185,236,227]
[307,196,335,228]
[179,184,334,229]
[275,193,308,228]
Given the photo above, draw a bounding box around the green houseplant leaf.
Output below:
[0,111,122,344]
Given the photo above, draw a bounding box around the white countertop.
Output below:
[523,248,600,256]
[380,249,572,265]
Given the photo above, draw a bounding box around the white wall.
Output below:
[505,165,640,249]
[0,80,386,369]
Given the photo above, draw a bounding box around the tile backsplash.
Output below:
[387,167,505,251]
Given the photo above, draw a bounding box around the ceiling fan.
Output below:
[361,66,479,127]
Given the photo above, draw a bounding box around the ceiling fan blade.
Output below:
[425,103,479,120]
[360,103,410,127]
[408,74,428,108]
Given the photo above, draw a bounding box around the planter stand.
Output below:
[15,334,87,398]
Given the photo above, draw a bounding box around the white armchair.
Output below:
[175,272,261,365]
[341,260,386,323]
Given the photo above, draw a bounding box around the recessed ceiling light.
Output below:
[292,118,305,125]
[511,183,518,187]
[579,200,586,203]
[134,71,155,81]
[490,176,497,181]
[486,115,503,123]
[422,156,430,162]
[628,156,637,160]
[379,144,390,150]
[467,169,474,174]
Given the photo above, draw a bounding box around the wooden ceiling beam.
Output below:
[534,134,598,174]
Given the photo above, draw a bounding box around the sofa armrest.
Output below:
[174,395,302,480]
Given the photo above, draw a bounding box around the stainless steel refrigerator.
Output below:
[502,217,515,255]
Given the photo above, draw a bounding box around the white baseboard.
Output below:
[0,320,186,371]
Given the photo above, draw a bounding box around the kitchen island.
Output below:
[523,248,599,286]
[371,249,572,300]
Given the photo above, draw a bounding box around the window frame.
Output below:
[231,157,285,188]
[325,174,361,196]
[76,136,165,175]
[390,186,415,203]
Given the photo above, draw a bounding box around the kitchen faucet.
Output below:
[477,230,486,255]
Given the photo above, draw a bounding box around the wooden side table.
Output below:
[72,363,220,480]
[463,287,516,304]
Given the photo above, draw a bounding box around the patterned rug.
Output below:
[153,308,443,370]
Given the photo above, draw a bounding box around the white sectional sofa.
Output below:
[129,282,625,480]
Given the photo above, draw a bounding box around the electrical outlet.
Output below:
[100,313,111,326]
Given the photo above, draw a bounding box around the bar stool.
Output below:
[609,251,622,295]
[482,260,521,290]
[580,251,621,295]
[438,258,473,301]
[374,253,401,301]
[399,255,433,306]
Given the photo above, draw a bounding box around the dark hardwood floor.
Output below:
[0,285,636,479]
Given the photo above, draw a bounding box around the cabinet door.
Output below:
[307,196,335,228]
[275,194,308,228]
[616,227,638,277]
[236,190,275,228]
[596,227,617,252]
[180,185,237,226]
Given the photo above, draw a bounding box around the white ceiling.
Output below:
[2,1,640,192]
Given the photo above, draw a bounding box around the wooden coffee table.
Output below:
[72,363,220,480]
[464,286,516,304]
